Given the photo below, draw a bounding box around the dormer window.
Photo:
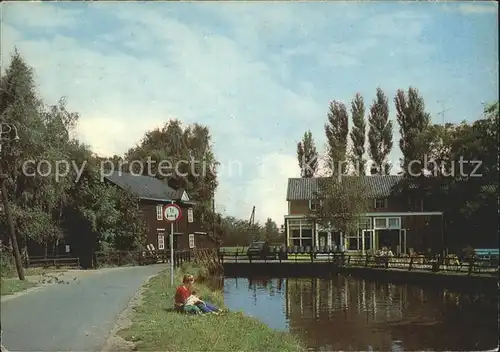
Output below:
[309,200,322,210]
[374,198,387,209]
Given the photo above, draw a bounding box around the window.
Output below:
[346,235,359,251]
[309,200,322,210]
[374,198,387,209]
[188,234,195,249]
[388,217,400,229]
[358,217,372,229]
[374,218,387,229]
[158,234,165,250]
[288,219,313,247]
[156,205,163,220]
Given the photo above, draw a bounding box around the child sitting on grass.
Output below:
[185,289,222,314]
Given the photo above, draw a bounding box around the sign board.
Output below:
[187,208,194,223]
[163,203,182,223]
[65,245,70,253]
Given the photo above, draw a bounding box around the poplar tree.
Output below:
[368,88,393,174]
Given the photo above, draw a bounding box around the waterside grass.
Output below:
[118,263,304,352]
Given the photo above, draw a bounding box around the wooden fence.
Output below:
[218,249,499,275]
[24,249,193,269]
[25,254,80,268]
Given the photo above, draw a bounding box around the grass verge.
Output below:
[118,263,304,352]
[1,278,37,296]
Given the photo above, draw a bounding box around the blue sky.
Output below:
[1,1,498,225]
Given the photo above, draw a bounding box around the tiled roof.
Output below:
[105,171,185,201]
[286,175,404,200]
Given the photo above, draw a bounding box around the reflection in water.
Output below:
[223,276,498,351]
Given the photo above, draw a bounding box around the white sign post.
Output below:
[163,202,182,286]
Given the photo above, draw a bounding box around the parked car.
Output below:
[247,241,274,260]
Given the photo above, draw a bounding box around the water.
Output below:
[221,276,498,351]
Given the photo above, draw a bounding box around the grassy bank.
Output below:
[1,278,37,296]
[118,263,304,352]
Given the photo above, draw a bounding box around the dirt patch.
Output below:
[101,273,157,352]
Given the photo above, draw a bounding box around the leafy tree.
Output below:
[263,217,282,243]
[0,50,148,266]
[296,130,318,178]
[313,176,370,237]
[325,101,349,175]
[394,87,431,175]
[368,88,393,174]
[125,120,221,241]
[350,93,366,175]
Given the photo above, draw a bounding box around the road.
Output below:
[1,264,168,352]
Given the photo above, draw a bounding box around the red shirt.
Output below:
[174,285,190,305]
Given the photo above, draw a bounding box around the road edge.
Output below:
[101,271,164,352]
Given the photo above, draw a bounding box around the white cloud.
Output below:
[454,3,498,15]
[3,2,490,224]
[246,152,300,227]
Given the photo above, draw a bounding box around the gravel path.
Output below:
[1,264,168,352]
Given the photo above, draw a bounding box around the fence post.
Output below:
[468,257,473,276]
[365,254,369,267]
[408,256,413,271]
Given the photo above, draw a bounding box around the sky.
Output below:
[1,1,498,226]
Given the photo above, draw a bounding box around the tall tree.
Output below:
[325,101,349,175]
[350,93,366,175]
[368,88,393,174]
[296,131,318,178]
[125,119,221,241]
[313,177,370,238]
[394,87,431,175]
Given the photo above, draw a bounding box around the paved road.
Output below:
[1,264,168,352]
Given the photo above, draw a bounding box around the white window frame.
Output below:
[156,204,163,220]
[158,234,165,250]
[374,217,388,229]
[388,217,401,229]
[374,198,387,209]
[308,199,322,211]
[288,219,313,247]
[188,234,195,249]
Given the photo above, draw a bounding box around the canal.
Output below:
[219,275,498,351]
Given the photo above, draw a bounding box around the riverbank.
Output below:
[223,261,497,293]
[117,264,304,352]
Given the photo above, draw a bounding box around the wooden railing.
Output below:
[218,249,499,275]
[26,254,80,268]
[94,249,192,268]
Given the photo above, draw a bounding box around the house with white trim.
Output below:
[284,176,444,254]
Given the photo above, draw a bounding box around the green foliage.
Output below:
[0,50,153,255]
[399,100,499,249]
[117,266,304,352]
[296,130,318,178]
[368,88,393,174]
[350,93,366,174]
[394,87,431,175]
[325,101,349,175]
[313,177,370,235]
[124,120,220,241]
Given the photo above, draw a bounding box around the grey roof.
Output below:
[286,175,404,200]
[105,171,185,201]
